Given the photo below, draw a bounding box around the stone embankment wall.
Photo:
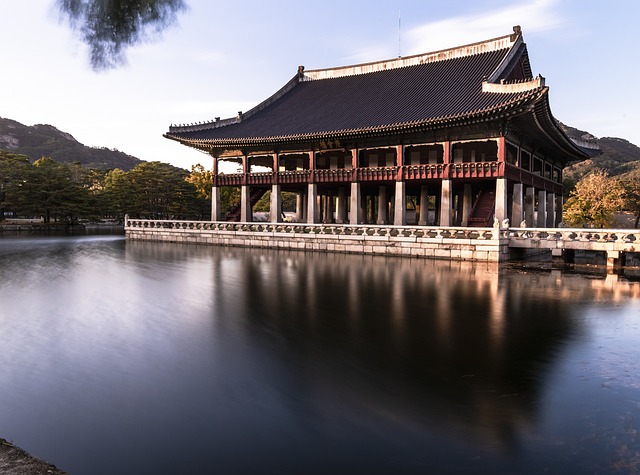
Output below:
[125,220,510,262]
[0,224,80,232]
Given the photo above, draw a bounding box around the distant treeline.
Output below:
[0,151,214,223]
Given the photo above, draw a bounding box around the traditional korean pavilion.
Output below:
[165,26,594,227]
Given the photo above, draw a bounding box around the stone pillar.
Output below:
[211,185,221,221]
[296,193,303,222]
[270,184,282,223]
[525,187,535,228]
[323,193,334,223]
[439,179,452,226]
[537,190,547,228]
[555,194,564,226]
[377,186,388,224]
[211,156,220,221]
[454,191,463,226]
[301,192,308,222]
[461,184,473,226]
[546,192,555,228]
[307,183,318,223]
[240,185,252,222]
[336,187,347,224]
[366,195,375,223]
[394,181,406,226]
[511,183,524,227]
[495,178,507,225]
[419,185,429,226]
[350,182,361,224]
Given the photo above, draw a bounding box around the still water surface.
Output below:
[1,234,639,474]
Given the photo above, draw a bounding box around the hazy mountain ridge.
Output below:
[0,117,143,171]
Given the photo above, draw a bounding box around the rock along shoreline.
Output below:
[0,438,68,474]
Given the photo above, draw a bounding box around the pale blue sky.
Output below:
[1,0,638,169]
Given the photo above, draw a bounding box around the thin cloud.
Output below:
[406,0,565,55]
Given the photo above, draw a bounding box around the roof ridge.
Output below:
[302,26,522,81]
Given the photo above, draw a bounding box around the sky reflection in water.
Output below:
[0,235,639,474]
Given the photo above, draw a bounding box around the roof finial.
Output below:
[511,25,522,41]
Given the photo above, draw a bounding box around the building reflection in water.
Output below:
[126,242,640,454]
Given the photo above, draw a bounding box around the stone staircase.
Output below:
[226,188,268,221]
[467,190,495,227]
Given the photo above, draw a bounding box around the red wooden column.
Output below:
[241,154,249,184]
[395,144,404,167]
[272,152,279,183]
[212,155,219,184]
[497,137,505,160]
[308,150,316,182]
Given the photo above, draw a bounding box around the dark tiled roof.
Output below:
[165,31,555,148]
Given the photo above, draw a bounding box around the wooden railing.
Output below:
[278,170,312,184]
[504,165,562,194]
[213,162,535,185]
[449,162,502,179]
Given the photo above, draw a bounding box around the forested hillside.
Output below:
[561,124,640,185]
[0,117,142,171]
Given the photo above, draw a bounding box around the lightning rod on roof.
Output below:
[398,10,402,58]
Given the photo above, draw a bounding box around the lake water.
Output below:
[1,234,639,474]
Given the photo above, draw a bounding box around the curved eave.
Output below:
[529,92,591,161]
[164,89,546,151]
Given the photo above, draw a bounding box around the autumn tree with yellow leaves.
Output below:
[563,170,626,228]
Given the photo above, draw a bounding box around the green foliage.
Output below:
[19,157,95,223]
[621,172,640,228]
[186,164,213,201]
[124,161,204,219]
[0,152,32,219]
[253,191,297,213]
[563,170,626,228]
[104,168,137,218]
[0,155,213,222]
[220,187,240,216]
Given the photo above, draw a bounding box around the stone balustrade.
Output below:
[125,218,503,262]
[507,227,639,251]
[126,218,497,240]
[124,218,639,266]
